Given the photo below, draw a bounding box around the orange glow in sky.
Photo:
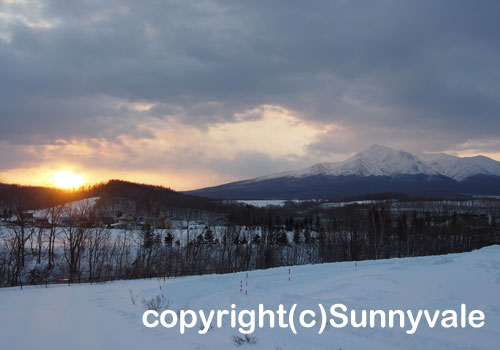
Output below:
[51,171,85,189]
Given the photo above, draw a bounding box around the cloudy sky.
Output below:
[1,0,500,190]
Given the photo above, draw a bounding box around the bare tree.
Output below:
[86,227,111,281]
[61,202,91,282]
[47,203,65,269]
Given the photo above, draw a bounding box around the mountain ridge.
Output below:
[250,144,500,182]
[187,145,500,199]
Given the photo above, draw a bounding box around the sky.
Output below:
[1,0,500,190]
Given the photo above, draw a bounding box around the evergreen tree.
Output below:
[203,226,214,242]
[164,232,174,247]
[303,229,311,244]
[293,227,302,245]
[240,235,248,244]
[142,224,153,249]
[276,230,289,245]
[252,234,261,245]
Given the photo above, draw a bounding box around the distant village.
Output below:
[0,208,228,231]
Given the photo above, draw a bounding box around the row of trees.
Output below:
[1,200,498,287]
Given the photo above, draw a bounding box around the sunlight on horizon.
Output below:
[51,171,85,189]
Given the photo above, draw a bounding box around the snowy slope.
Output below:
[247,144,437,182]
[327,144,437,176]
[420,153,500,181]
[1,246,499,350]
[247,145,436,183]
[31,197,100,220]
[248,145,500,183]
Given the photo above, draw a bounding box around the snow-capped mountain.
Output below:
[249,145,437,182]
[187,145,500,199]
[328,144,437,176]
[252,144,500,182]
[419,152,500,181]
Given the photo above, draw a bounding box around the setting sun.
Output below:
[52,171,85,189]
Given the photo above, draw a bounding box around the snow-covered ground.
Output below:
[233,199,310,207]
[30,197,100,218]
[319,200,386,208]
[234,199,381,208]
[1,247,499,349]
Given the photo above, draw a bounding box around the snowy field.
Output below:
[1,246,500,349]
[233,199,310,207]
[233,199,378,208]
[232,198,500,210]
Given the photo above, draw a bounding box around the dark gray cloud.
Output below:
[1,0,499,175]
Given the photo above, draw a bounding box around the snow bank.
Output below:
[1,246,499,349]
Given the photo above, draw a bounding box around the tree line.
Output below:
[1,197,499,287]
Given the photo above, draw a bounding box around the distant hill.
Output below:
[0,183,90,210]
[95,180,218,212]
[0,180,216,212]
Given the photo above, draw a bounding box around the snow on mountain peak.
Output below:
[246,145,500,183]
[420,152,500,181]
[328,144,437,177]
